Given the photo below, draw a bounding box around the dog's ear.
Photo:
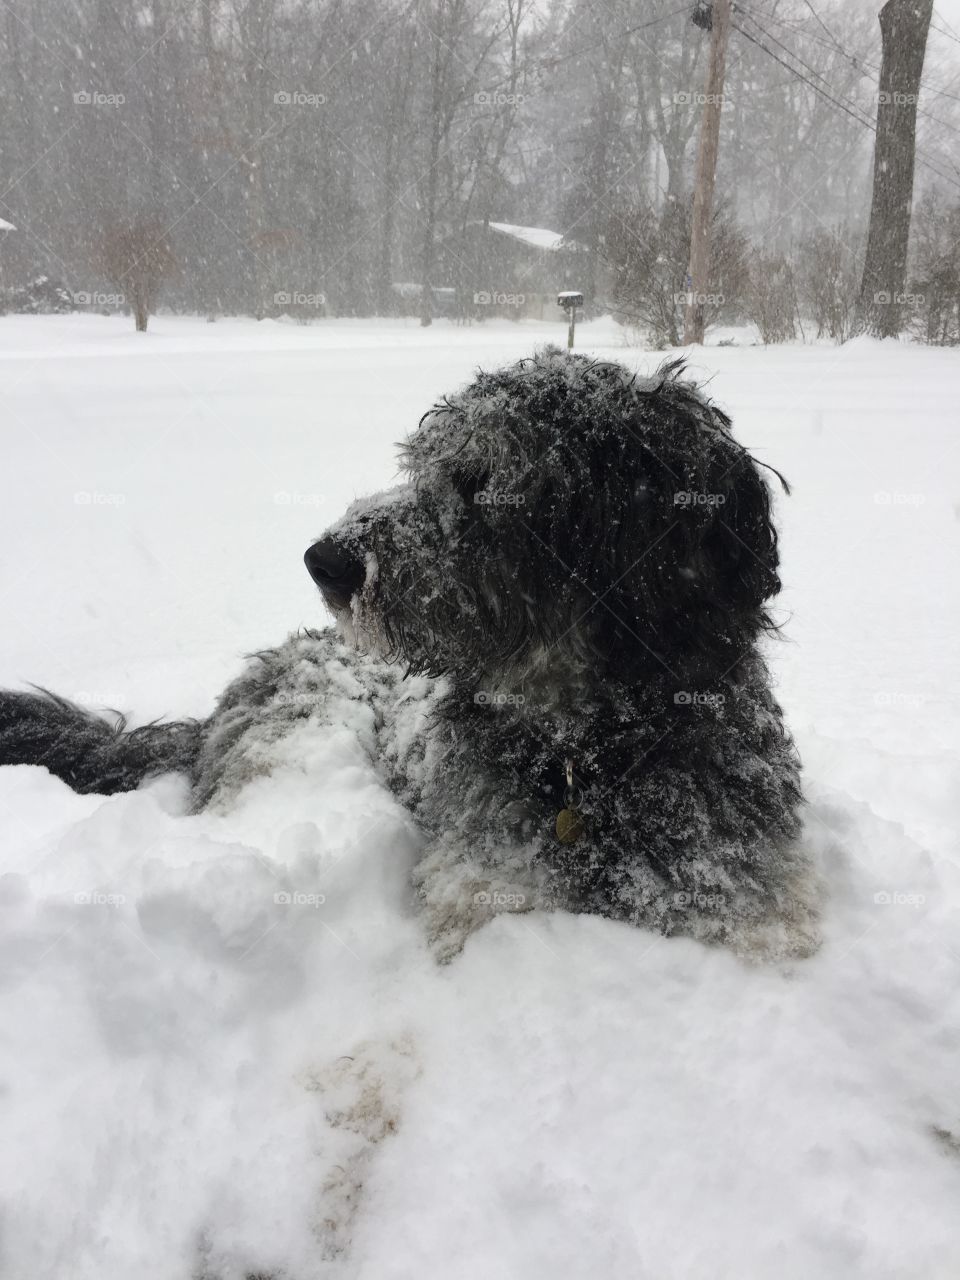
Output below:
[568,362,787,682]
[484,355,785,682]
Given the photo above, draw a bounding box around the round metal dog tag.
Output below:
[556,807,585,844]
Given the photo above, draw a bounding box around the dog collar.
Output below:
[555,757,585,843]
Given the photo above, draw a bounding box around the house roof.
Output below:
[486,222,566,251]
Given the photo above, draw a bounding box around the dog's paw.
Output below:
[722,863,825,963]
[413,842,537,962]
[190,1036,421,1277]
[300,1034,421,1258]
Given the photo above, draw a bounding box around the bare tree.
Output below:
[100,214,175,331]
[416,0,503,327]
[376,7,419,315]
[634,5,705,205]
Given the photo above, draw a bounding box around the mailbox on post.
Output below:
[557,291,583,349]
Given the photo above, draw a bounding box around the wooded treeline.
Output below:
[0,0,957,336]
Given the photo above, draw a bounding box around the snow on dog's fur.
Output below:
[0,348,816,957]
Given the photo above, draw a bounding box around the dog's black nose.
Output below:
[304,538,365,597]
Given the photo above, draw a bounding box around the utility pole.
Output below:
[683,0,732,346]
[856,0,933,337]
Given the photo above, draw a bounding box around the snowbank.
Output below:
[1,316,958,1277]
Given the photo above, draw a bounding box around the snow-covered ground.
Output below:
[1,313,958,1279]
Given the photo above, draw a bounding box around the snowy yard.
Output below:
[1,313,958,1279]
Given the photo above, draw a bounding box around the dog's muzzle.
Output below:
[304,537,365,606]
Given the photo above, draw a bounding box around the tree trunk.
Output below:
[419,62,443,328]
[134,289,149,332]
[419,174,438,327]
[683,0,732,345]
[378,26,417,316]
[856,0,933,337]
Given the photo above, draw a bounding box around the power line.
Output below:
[501,0,960,192]
[933,7,960,39]
[799,0,846,56]
[739,2,960,104]
[472,4,691,111]
[738,7,870,104]
[732,19,876,128]
[737,4,960,144]
[805,0,959,64]
[730,16,960,193]
[931,10,960,45]
[540,4,690,72]
[735,4,960,174]
[477,4,690,96]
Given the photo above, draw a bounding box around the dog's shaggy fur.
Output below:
[0,349,815,956]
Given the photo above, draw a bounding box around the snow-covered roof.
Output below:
[0,218,16,232]
[487,222,566,252]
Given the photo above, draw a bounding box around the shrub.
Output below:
[796,227,862,342]
[1,275,73,314]
[600,196,748,347]
[99,214,175,332]
[745,253,798,344]
[908,189,960,346]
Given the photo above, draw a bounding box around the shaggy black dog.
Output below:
[0,349,814,955]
